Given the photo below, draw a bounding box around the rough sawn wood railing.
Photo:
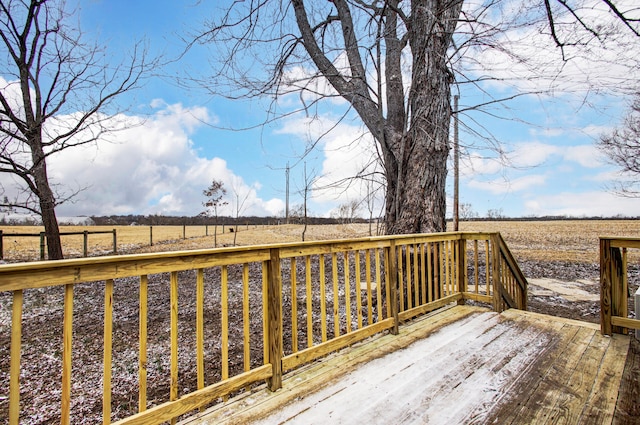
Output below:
[0,231,527,425]
[600,236,640,336]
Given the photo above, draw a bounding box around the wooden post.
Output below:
[600,238,613,335]
[112,229,117,254]
[169,272,179,425]
[183,224,186,239]
[39,232,45,261]
[150,226,153,246]
[388,241,399,335]
[0,229,3,260]
[457,238,467,305]
[9,290,23,425]
[103,279,114,423]
[83,230,88,257]
[61,284,74,425]
[611,247,625,334]
[490,234,502,313]
[266,248,283,391]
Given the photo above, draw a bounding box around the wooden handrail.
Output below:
[0,231,526,424]
[490,233,528,312]
[600,237,640,335]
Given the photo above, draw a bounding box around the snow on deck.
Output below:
[182,305,630,425]
[252,310,549,424]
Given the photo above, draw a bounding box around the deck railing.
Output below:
[0,231,527,425]
[600,237,640,335]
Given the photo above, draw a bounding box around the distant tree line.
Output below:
[89,214,372,227]
[82,214,640,227]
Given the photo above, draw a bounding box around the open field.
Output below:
[456,220,640,263]
[1,219,639,263]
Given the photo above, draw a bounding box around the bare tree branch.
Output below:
[0,0,153,258]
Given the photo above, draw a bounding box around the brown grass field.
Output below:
[1,219,639,263]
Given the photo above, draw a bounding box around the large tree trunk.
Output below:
[384,0,461,235]
[293,0,462,236]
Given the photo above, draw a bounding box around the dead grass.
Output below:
[455,220,640,263]
[0,223,377,261]
[3,220,637,263]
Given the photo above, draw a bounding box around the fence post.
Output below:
[600,238,627,335]
[183,224,186,239]
[112,229,117,254]
[150,226,153,246]
[0,229,3,260]
[457,237,467,305]
[600,238,613,335]
[40,232,46,261]
[388,241,399,335]
[490,234,502,313]
[266,248,283,391]
[83,231,88,257]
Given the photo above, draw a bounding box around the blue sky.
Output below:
[3,0,639,219]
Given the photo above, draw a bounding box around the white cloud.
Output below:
[524,191,640,217]
[274,112,384,216]
[509,142,560,168]
[0,102,284,217]
[461,153,504,176]
[562,145,604,168]
[468,174,547,195]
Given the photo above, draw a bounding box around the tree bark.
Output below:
[384,1,461,235]
[293,0,462,235]
[31,138,64,260]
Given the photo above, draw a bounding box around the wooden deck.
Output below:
[180,305,633,425]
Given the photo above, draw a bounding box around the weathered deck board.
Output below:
[614,338,640,424]
[489,310,627,425]
[180,305,631,425]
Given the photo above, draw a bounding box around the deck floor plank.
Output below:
[613,338,640,424]
[180,305,631,425]
[524,326,602,424]
[487,310,629,425]
[582,334,634,424]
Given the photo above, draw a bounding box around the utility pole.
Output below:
[285,162,290,224]
[453,94,460,231]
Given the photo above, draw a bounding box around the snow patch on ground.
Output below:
[528,278,599,302]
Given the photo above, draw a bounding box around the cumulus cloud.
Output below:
[506,142,604,169]
[0,101,284,217]
[468,174,547,195]
[275,113,384,216]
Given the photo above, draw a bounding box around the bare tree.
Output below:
[230,177,252,245]
[487,207,504,220]
[297,162,319,242]
[202,178,227,247]
[0,0,150,259]
[332,199,361,224]
[459,202,477,220]
[195,1,639,236]
[598,93,640,196]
